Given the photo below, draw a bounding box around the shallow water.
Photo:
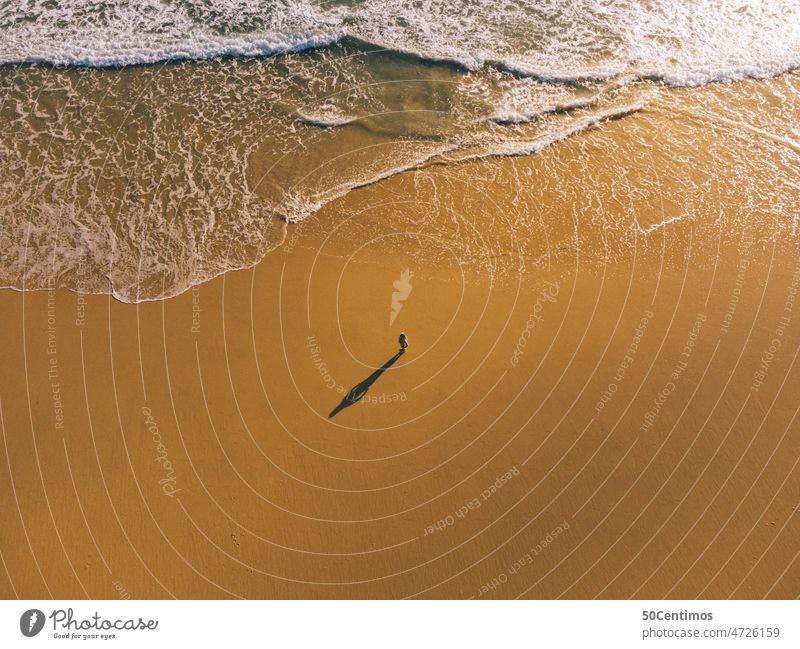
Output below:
[1,1,799,301]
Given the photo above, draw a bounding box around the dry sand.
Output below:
[1,78,799,599]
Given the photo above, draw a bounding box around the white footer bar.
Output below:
[1,600,796,648]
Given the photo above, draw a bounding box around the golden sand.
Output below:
[1,77,799,599]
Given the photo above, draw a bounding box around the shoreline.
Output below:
[2,63,797,301]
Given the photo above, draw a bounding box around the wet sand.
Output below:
[1,78,799,599]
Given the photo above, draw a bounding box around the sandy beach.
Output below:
[1,71,799,599]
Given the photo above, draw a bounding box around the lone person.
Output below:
[398,332,409,352]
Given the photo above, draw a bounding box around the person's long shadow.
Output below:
[329,350,404,418]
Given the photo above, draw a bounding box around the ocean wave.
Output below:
[285,95,656,223]
[490,96,601,125]
[0,32,345,69]
[0,0,346,67]
[478,100,651,158]
[2,1,799,88]
[299,105,359,128]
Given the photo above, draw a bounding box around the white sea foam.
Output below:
[490,96,600,125]
[0,0,347,67]
[1,1,799,86]
[479,99,652,158]
[299,104,359,127]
